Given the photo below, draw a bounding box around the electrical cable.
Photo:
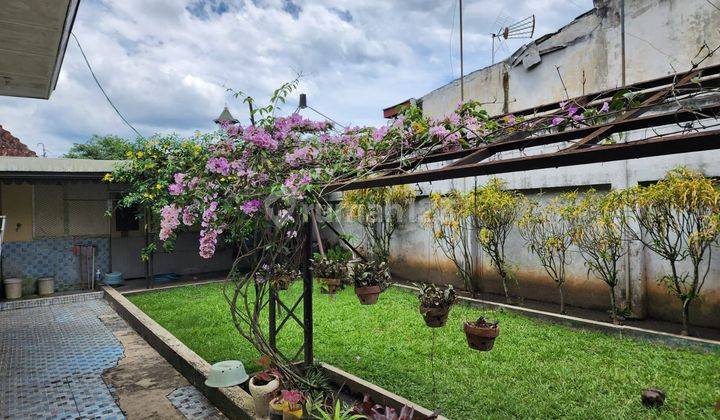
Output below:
[307,105,347,130]
[71,33,144,138]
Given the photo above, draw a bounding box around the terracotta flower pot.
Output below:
[249,375,280,418]
[463,320,500,351]
[420,305,451,328]
[355,285,381,305]
[319,278,342,294]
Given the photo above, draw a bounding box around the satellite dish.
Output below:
[491,14,536,64]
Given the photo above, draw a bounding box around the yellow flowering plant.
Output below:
[620,167,720,335]
[518,193,576,314]
[470,178,524,303]
[422,190,477,293]
[566,189,626,323]
[341,185,415,262]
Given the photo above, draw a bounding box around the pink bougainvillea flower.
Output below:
[240,199,262,215]
[159,204,181,241]
[567,105,579,116]
[372,126,389,142]
[551,117,565,126]
[572,114,585,122]
[168,183,185,196]
[428,125,450,139]
[206,157,230,176]
[600,101,610,113]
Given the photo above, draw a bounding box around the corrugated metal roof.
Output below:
[0,157,125,179]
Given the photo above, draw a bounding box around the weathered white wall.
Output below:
[422,0,720,119]
[350,0,720,329]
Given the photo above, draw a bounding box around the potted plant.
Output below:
[312,255,346,295]
[255,264,301,291]
[463,317,500,351]
[248,361,281,418]
[270,389,303,420]
[349,260,390,305]
[418,283,457,327]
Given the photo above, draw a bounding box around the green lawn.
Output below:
[128,282,720,419]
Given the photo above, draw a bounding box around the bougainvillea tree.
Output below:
[108,81,615,391]
[470,178,524,303]
[620,168,720,335]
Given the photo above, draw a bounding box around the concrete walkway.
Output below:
[0,296,225,419]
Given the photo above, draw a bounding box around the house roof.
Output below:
[214,106,239,124]
[0,0,81,99]
[0,156,124,180]
[0,126,37,157]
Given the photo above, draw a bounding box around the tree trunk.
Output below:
[558,285,565,314]
[681,300,690,336]
[609,286,619,325]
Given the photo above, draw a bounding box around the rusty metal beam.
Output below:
[328,129,720,191]
[564,69,703,151]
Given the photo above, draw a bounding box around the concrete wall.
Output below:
[421,0,720,119]
[351,0,720,329]
[334,150,720,329]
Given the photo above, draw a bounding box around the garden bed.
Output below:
[127,282,720,419]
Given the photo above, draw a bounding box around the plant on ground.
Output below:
[619,167,720,335]
[567,189,627,323]
[519,193,575,313]
[422,191,477,293]
[341,186,415,262]
[470,178,524,303]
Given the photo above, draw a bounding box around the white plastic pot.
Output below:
[249,375,280,418]
[3,278,22,299]
[38,277,54,296]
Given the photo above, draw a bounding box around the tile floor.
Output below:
[0,297,223,419]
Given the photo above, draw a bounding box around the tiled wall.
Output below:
[2,237,110,292]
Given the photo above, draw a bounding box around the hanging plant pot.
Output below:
[319,278,343,295]
[463,317,500,351]
[355,285,381,305]
[420,305,451,327]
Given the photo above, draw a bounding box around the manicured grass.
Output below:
[129,282,720,419]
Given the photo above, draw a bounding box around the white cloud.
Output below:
[0,0,593,156]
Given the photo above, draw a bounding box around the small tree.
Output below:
[519,194,575,313]
[341,185,415,262]
[621,168,720,335]
[422,191,477,293]
[470,178,523,303]
[568,190,627,323]
[65,134,135,160]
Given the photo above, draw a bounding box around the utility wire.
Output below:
[449,0,457,79]
[306,105,347,130]
[71,33,144,138]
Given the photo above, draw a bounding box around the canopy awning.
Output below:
[0,0,80,99]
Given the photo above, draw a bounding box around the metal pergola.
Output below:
[267,63,720,366]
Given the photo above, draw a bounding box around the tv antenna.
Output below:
[491,14,535,64]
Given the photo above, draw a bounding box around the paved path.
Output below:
[0,297,224,419]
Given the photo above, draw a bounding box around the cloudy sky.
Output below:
[0,0,593,157]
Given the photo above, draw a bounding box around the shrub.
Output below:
[620,167,720,335]
[470,178,524,302]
